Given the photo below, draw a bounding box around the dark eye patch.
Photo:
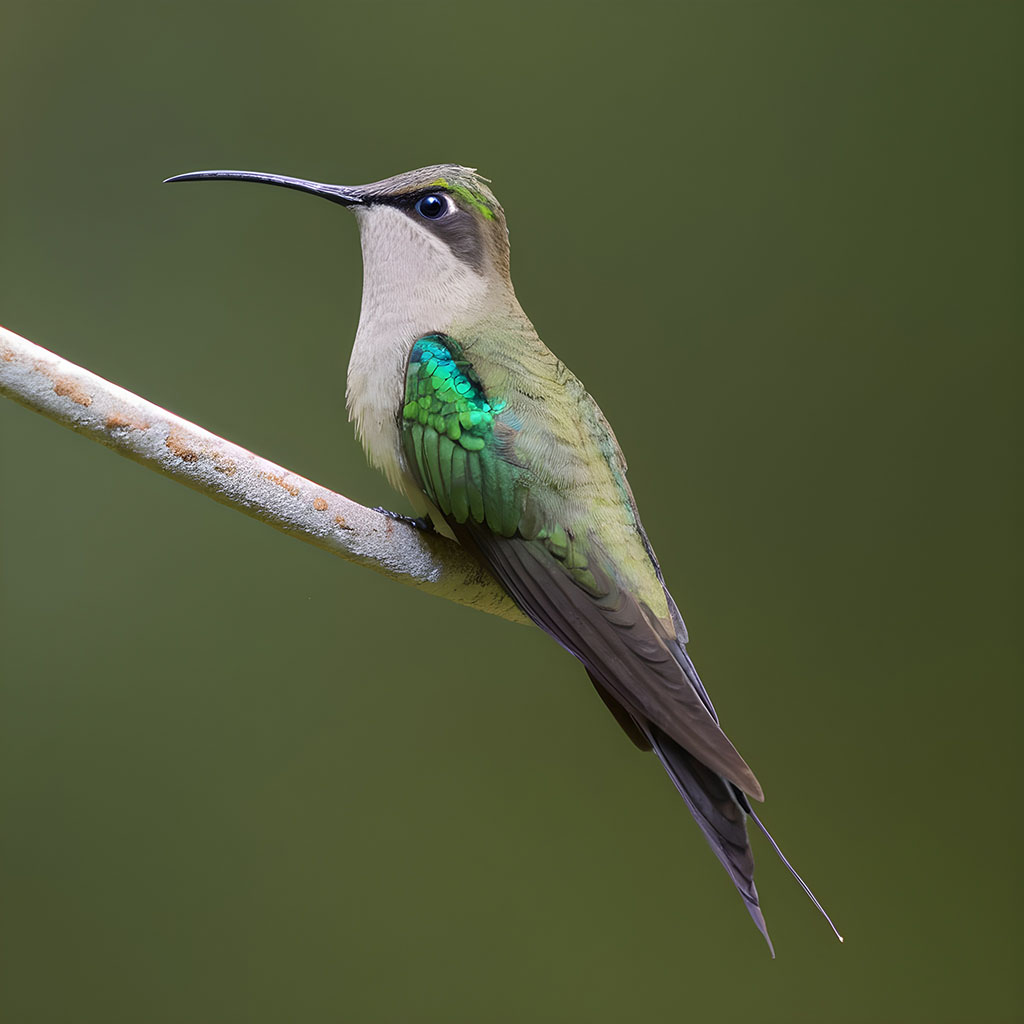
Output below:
[380,189,487,273]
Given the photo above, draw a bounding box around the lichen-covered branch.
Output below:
[0,324,528,625]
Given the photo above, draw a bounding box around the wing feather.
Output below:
[400,333,762,801]
[465,526,763,800]
[397,332,783,947]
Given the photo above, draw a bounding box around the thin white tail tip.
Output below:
[748,809,844,945]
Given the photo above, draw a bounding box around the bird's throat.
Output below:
[345,206,494,495]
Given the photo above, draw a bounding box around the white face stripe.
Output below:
[379,189,490,273]
[352,205,488,325]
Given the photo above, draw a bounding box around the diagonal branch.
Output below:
[0,324,528,625]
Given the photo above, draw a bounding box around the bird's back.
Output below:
[411,315,763,800]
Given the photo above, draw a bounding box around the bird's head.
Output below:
[165,165,513,314]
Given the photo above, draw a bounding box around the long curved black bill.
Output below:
[163,170,364,206]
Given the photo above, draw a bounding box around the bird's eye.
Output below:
[415,194,448,219]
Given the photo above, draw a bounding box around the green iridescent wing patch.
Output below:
[402,335,600,592]
[401,335,521,537]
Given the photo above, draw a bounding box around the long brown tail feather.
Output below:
[645,723,775,955]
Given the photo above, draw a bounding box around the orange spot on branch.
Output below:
[165,428,199,462]
[106,412,150,431]
[53,377,92,406]
[263,472,300,496]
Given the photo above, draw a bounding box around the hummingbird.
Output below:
[166,164,841,953]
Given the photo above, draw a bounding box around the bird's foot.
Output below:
[372,507,436,533]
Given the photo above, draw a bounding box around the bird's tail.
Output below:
[662,642,843,950]
[648,721,845,955]
[646,723,776,955]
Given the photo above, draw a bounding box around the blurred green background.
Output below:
[1,1,1018,1021]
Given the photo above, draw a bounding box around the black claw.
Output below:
[372,507,436,533]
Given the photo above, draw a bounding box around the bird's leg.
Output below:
[372,506,436,533]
